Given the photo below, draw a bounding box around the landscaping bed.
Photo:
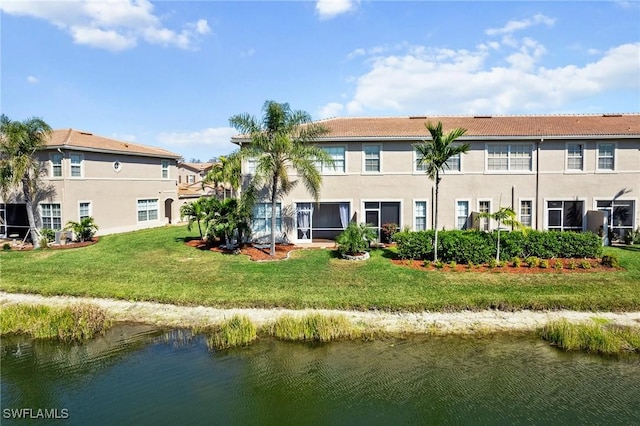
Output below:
[185,239,300,261]
[390,257,618,273]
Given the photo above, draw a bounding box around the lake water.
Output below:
[2,325,639,425]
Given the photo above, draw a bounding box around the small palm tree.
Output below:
[65,217,99,242]
[0,115,52,249]
[230,100,331,256]
[476,206,525,261]
[180,198,206,239]
[336,222,377,256]
[414,121,469,262]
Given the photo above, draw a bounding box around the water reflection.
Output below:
[2,327,639,425]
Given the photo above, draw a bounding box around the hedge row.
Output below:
[392,230,602,263]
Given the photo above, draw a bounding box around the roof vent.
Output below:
[79,131,93,135]
[473,115,492,119]
[602,114,622,117]
[409,116,427,119]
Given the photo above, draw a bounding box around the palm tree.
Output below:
[202,153,241,199]
[476,206,525,262]
[414,121,469,262]
[0,115,52,249]
[180,198,206,239]
[230,100,330,256]
[65,217,99,242]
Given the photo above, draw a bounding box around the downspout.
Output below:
[431,186,435,229]
[58,148,66,229]
[511,185,515,230]
[535,139,542,230]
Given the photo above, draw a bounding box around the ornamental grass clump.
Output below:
[208,315,257,350]
[268,314,359,342]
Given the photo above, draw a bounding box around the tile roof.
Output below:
[178,162,215,172]
[313,114,640,139]
[45,129,181,158]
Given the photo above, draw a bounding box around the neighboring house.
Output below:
[176,162,235,217]
[234,114,640,244]
[0,129,181,239]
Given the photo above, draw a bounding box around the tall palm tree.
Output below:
[0,115,52,249]
[202,153,241,199]
[414,121,469,262]
[230,100,330,256]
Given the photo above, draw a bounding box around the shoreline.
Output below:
[2,291,640,334]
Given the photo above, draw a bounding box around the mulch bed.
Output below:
[7,237,99,251]
[185,239,299,261]
[390,258,618,273]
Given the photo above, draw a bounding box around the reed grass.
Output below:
[0,303,111,341]
[207,315,257,350]
[540,319,640,355]
[267,314,361,342]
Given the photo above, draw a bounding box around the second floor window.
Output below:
[70,154,82,177]
[598,143,614,170]
[51,153,62,177]
[317,147,345,173]
[161,160,170,178]
[487,144,532,171]
[567,143,583,171]
[364,145,380,172]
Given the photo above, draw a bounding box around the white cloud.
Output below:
[0,0,210,52]
[486,14,555,36]
[157,127,238,155]
[316,0,358,20]
[111,133,137,142]
[317,102,344,119]
[27,75,39,84]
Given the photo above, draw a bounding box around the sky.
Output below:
[1,0,639,162]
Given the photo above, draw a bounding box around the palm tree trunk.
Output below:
[270,174,278,257]
[22,177,40,249]
[434,172,440,262]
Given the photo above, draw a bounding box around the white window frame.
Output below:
[544,198,586,232]
[566,142,584,172]
[519,199,534,229]
[363,144,381,173]
[78,201,92,221]
[137,198,159,222]
[51,153,63,178]
[246,158,257,175]
[187,175,195,184]
[485,143,533,173]
[252,202,282,235]
[70,153,83,178]
[477,199,492,231]
[455,199,470,230]
[317,146,346,174]
[161,160,170,179]
[413,199,428,231]
[596,142,616,172]
[40,203,62,230]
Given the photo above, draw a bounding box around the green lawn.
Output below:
[1,225,639,312]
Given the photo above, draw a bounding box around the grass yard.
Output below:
[1,225,639,312]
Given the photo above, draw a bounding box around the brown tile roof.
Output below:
[45,129,181,158]
[178,162,215,172]
[314,114,640,139]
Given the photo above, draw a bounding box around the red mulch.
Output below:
[8,237,99,251]
[390,258,618,273]
[185,239,299,261]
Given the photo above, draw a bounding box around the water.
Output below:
[2,325,639,425]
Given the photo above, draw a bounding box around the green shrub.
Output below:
[39,228,56,243]
[487,258,498,268]
[434,260,444,269]
[554,260,563,270]
[438,230,493,264]
[580,260,592,269]
[393,231,434,260]
[512,257,522,268]
[601,255,620,268]
[380,223,398,244]
[336,222,377,256]
[65,217,99,242]
[449,260,457,268]
[2,243,11,251]
[526,256,540,268]
[567,260,577,270]
[539,259,550,269]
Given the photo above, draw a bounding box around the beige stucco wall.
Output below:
[246,137,639,242]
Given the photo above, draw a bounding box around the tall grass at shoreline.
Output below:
[0,304,111,341]
[266,314,363,342]
[540,319,640,355]
[207,315,257,350]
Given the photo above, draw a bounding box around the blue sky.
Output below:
[1,1,639,162]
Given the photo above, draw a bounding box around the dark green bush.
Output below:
[392,231,434,260]
[439,231,493,264]
[600,255,620,268]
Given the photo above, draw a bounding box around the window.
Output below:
[414,148,427,172]
[41,203,62,230]
[51,153,63,177]
[547,201,583,231]
[520,200,532,228]
[363,145,380,173]
[113,161,122,172]
[161,160,170,178]
[187,175,195,184]
[415,201,427,231]
[444,153,461,172]
[246,159,257,174]
[597,200,635,241]
[364,201,400,238]
[487,144,532,171]
[598,143,614,170]
[137,199,159,222]
[567,143,583,171]
[79,202,91,220]
[70,153,82,177]
[252,203,281,234]
[317,147,345,173]
[478,200,491,231]
[456,201,469,230]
